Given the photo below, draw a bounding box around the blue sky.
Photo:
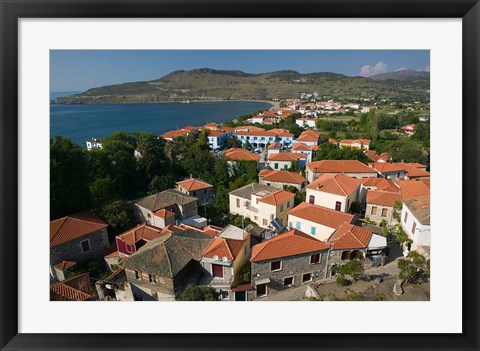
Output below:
[50,50,430,92]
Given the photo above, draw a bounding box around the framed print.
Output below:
[1,0,479,350]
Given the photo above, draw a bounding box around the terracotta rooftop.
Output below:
[307,160,376,174]
[160,130,190,139]
[366,190,402,207]
[261,170,305,185]
[258,169,275,177]
[306,173,361,196]
[176,178,213,192]
[223,148,259,161]
[370,162,409,173]
[54,260,76,271]
[202,234,250,261]
[50,212,107,248]
[268,152,306,161]
[361,178,400,193]
[117,223,166,245]
[292,142,311,151]
[297,130,320,143]
[258,189,295,206]
[404,195,430,225]
[154,208,176,219]
[267,142,282,150]
[288,202,355,229]
[234,126,265,132]
[251,229,329,262]
[50,273,92,301]
[328,223,373,250]
[396,180,430,201]
[366,150,390,163]
[339,139,371,145]
[208,130,228,137]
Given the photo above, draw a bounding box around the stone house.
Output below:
[176,177,215,206]
[326,223,388,274]
[306,160,377,183]
[400,195,430,252]
[250,229,330,299]
[358,178,399,207]
[366,190,402,225]
[131,189,198,226]
[50,212,110,274]
[258,169,306,190]
[200,225,251,301]
[122,229,214,300]
[229,183,295,229]
[287,202,356,241]
[115,223,166,257]
[305,173,361,212]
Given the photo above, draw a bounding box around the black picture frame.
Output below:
[1,1,478,350]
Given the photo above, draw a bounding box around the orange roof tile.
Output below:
[307,160,375,174]
[258,169,275,177]
[50,212,107,248]
[307,173,361,196]
[223,148,259,161]
[370,162,408,173]
[258,189,295,206]
[339,139,371,145]
[297,130,321,143]
[161,224,185,235]
[203,234,250,260]
[160,130,189,139]
[117,223,166,245]
[292,142,311,151]
[208,130,228,137]
[54,260,76,270]
[267,142,282,150]
[288,202,355,229]
[251,229,329,262]
[235,126,266,132]
[154,208,176,219]
[328,223,372,250]
[268,153,306,161]
[361,178,400,193]
[261,170,305,185]
[176,178,213,192]
[395,180,430,201]
[366,190,402,207]
[50,273,92,301]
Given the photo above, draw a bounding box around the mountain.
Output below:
[54,68,430,104]
[369,69,430,81]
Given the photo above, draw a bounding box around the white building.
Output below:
[400,196,430,252]
[86,138,103,151]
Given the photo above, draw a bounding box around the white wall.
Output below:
[306,188,358,212]
[400,204,431,249]
[287,213,335,241]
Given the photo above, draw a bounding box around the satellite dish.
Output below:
[213,255,219,261]
[222,256,228,262]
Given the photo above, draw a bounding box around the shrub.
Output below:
[344,288,364,301]
[177,285,220,301]
[336,276,350,286]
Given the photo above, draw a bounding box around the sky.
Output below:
[50,50,430,92]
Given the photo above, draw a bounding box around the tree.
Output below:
[349,202,362,215]
[176,285,219,301]
[397,250,429,283]
[89,176,117,209]
[225,136,242,149]
[313,143,369,163]
[388,139,428,164]
[338,260,365,280]
[239,262,252,284]
[392,224,413,246]
[50,136,92,219]
[98,200,136,239]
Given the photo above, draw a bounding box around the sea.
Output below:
[50,92,273,147]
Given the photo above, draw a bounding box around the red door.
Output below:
[212,264,223,278]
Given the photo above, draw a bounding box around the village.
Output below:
[50,96,430,302]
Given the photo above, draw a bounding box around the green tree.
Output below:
[349,202,362,215]
[397,250,429,283]
[388,139,428,164]
[89,176,117,209]
[338,260,365,280]
[177,285,220,301]
[98,200,136,238]
[50,136,91,219]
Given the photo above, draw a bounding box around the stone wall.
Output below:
[366,203,394,225]
[327,249,369,276]
[50,228,110,265]
[251,250,329,298]
[125,268,176,299]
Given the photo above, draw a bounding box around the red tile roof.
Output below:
[395,180,430,201]
[154,208,176,219]
[307,160,375,174]
[235,126,266,132]
[223,148,259,161]
[297,130,320,143]
[208,130,228,137]
[366,150,390,163]
[261,170,305,185]
[258,189,295,206]
[203,234,250,260]
[161,224,185,235]
[50,212,107,248]
[231,283,253,292]
[370,162,408,173]
[292,142,311,151]
[288,202,355,229]
[339,139,371,145]
[176,178,213,192]
[268,153,306,161]
[117,223,166,245]
[50,273,92,301]
[54,260,76,270]
[160,130,190,139]
[328,223,373,250]
[267,142,282,150]
[306,173,360,196]
[251,229,329,262]
[366,190,402,207]
[258,169,275,177]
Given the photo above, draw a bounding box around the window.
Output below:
[256,198,259,204]
[335,201,342,211]
[310,226,316,236]
[244,246,247,255]
[382,208,388,217]
[271,261,282,271]
[287,201,290,208]
[192,191,196,196]
[280,204,284,212]
[256,283,267,297]
[266,183,271,186]
[212,264,223,278]
[310,254,320,264]
[134,270,139,279]
[302,273,312,283]
[263,219,268,226]
[283,164,288,170]
[125,243,133,253]
[236,199,240,208]
[309,195,315,204]
[371,206,377,215]
[148,274,156,284]
[341,251,351,260]
[284,277,293,286]
[204,189,207,194]
[404,212,408,223]
[221,291,229,300]
[274,163,279,169]
[411,222,417,234]
[254,216,258,221]
[295,221,301,230]
[80,240,91,253]
[147,213,151,218]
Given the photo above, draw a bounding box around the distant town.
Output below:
[50,93,430,302]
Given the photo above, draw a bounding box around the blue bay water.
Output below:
[50,100,272,147]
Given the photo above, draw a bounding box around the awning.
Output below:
[254,278,271,286]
